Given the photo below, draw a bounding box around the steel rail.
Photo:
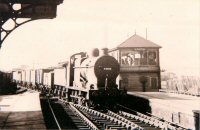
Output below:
[117,104,188,130]
[73,104,136,130]
[69,102,98,130]
[47,98,62,130]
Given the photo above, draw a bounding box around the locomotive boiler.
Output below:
[73,48,119,90]
[70,48,125,108]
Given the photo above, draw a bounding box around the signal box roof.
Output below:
[116,34,161,49]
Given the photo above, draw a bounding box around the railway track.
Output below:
[40,89,187,130]
[72,104,165,130]
[46,98,160,130]
[116,104,187,130]
[17,86,187,130]
[73,103,189,130]
[45,98,92,130]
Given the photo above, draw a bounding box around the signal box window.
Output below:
[121,49,157,66]
[148,51,157,65]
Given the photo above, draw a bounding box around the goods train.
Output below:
[12,48,126,108]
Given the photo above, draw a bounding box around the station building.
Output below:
[109,34,162,91]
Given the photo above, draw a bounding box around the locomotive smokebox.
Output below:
[101,48,108,55]
[90,48,99,57]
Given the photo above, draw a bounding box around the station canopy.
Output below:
[0,0,64,19]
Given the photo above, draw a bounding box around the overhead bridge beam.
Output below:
[1,0,63,4]
[0,0,63,48]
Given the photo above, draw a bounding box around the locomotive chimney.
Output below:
[90,48,99,57]
[101,48,108,55]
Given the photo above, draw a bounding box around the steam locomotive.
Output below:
[12,48,126,108]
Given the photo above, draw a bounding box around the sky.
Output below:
[0,0,199,77]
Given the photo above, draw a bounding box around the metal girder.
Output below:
[0,0,63,48]
[0,0,63,4]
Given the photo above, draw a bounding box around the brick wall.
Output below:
[119,72,160,92]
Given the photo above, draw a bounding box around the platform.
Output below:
[128,91,200,130]
[0,90,46,129]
